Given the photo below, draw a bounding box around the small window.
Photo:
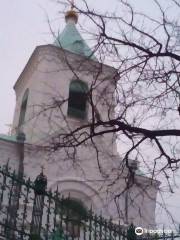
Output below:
[18,89,29,127]
[68,80,88,119]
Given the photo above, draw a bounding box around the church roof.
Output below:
[54,13,96,60]
[135,168,145,176]
[0,134,17,143]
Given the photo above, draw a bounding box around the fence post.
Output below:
[127,224,137,240]
[30,169,47,239]
[5,132,26,239]
[16,131,26,180]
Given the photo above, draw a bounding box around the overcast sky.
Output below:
[0,0,56,133]
[0,0,180,230]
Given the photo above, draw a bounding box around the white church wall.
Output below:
[0,138,159,227]
[125,181,157,228]
[7,45,160,228]
[0,139,19,170]
[12,45,119,186]
[13,46,117,152]
[102,174,158,227]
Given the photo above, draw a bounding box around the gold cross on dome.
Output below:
[41,165,45,173]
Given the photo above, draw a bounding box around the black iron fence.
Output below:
[0,163,179,240]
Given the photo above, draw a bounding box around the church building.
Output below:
[0,6,160,229]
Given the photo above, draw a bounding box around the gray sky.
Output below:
[0,0,180,230]
[0,0,57,133]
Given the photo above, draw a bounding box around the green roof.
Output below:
[0,134,17,143]
[54,22,96,60]
[135,168,145,176]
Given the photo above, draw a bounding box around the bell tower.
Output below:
[9,3,159,228]
[11,3,119,218]
[12,4,117,150]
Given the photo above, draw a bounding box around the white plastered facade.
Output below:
[0,45,160,228]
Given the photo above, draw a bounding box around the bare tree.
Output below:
[47,0,180,180]
[18,0,180,227]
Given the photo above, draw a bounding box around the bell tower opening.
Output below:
[67,80,88,120]
[18,88,29,128]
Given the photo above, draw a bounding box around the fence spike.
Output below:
[1,164,173,240]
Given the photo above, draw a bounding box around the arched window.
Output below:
[59,198,88,238]
[18,89,29,127]
[68,80,88,119]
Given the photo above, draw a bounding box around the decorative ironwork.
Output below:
[4,132,26,239]
[0,163,179,240]
[30,170,47,239]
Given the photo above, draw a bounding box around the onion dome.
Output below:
[54,7,96,60]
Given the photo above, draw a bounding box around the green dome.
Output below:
[54,21,96,60]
